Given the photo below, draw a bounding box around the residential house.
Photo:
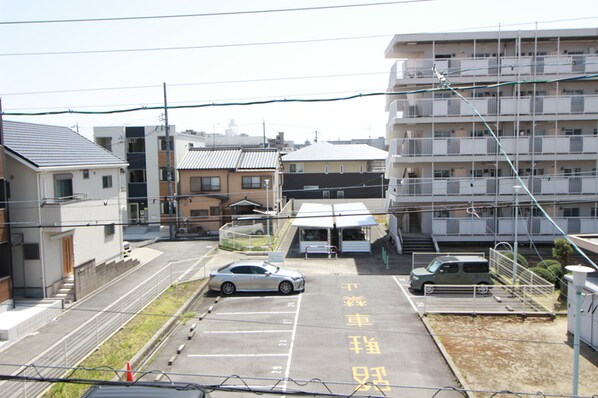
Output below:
[4,121,128,298]
[94,125,205,228]
[177,148,282,234]
[281,142,388,200]
[385,28,598,248]
[0,105,11,303]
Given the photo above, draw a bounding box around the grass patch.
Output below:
[44,279,204,398]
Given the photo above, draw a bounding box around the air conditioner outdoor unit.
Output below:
[178,227,188,234]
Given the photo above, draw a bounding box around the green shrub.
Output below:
[530,267,557,284]
[548,263,564,288]
[503,252,529,268]
[536,259,561,269]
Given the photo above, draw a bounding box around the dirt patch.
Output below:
[427,315,598,397]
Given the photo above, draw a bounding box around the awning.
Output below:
[229,199,262,207]
[292,203,334,228]
[292,202,377,229]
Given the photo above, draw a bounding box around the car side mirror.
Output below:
[265,272,271,276]
[439,269,445,273]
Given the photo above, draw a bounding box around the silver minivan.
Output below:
[409,255,492,293]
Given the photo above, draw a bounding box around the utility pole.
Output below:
[262,120,266,148]
[314,130,318,143]
[163,83,174,240]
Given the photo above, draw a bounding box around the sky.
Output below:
[0,0,597,145]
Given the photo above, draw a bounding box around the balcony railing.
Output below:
[388,95,598,120]
[432,216,598,237]
[388,135,598,158]
[387,175,598,198]
[390,54,598,83]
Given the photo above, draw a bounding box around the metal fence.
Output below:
[421,284,555,315]
[1,256,209,398]
[411,252,485,270]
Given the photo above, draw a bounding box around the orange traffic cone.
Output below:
[125,361,134,382]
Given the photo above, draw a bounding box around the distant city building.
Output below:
[328,137,387,151]
[385,28,598,248]
[281,142,388,200]
[94,125,205,227]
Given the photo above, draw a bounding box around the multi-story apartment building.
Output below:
[385,28,598,249]
[94,126,205,228]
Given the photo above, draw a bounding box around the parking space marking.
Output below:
[392,276,419,313]
[203,330,293,334]
[282,293,302,392]
[215,311,297,315]
[188,353,289,358]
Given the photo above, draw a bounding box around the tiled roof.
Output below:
[3,120,127,168]
[281,142,388,162]
[177,148,279,170]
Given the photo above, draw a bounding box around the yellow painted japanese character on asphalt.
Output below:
[346,313,372,327]
[343,296,367,307]
[348,336,381,354]
[352,366,391,391]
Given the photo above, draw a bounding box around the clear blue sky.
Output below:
[0,0,596,144]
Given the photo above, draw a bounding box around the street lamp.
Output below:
[513,185,521,281]
[565,264,593,397]
[264,178,270,238]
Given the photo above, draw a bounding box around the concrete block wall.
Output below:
[75,258,140,300]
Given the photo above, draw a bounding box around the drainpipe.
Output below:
[37,173,47,298]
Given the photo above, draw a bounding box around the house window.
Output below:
[337,191,345,198]
[201,177,220,191]
[360,165,364,174]
[289,163,304,173]
[367,160,385,172]
[339,165,344,174]
[104,223,115,237]
[54,173,73,199]
[102,175,113,189]
[242,176,262,189]
[210,207,221,216]
[82,169,89,179]
[304,185,318,190]
[129,170,146,183]
[23,243,40,260]
[159,167,174,181]
[161,201,176,215]
[323,191,330,199]
[159,137,174,151]
[190,209,209,218]
[324,165,328,174]
[128,138,145,153]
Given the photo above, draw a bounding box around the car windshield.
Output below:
[426,258,443,273]
[262,262,279,274]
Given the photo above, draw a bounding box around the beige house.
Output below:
[177,148,282,234]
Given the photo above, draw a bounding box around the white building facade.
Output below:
[385,28,598,247]
[94,126,205,227]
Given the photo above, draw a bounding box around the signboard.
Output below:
[268,251,285,264]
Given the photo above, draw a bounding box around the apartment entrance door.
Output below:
[62,235,74,277]
[129,203,139,224]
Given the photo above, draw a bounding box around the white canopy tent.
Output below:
[293,202,377,254]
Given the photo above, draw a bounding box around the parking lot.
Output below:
[147,274,463,398]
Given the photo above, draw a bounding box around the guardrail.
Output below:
[0,256,209,398]
[422,284,555,315]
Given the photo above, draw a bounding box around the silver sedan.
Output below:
[208,260,305,295]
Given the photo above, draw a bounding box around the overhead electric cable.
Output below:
[0,0,435,25]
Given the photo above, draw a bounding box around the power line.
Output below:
[0,1,435,25]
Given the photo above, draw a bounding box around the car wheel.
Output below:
[279,281,293,294]
[255,230,264,235]
[476,283,490,295]
[423,283,434,294]
[221,282,236,295]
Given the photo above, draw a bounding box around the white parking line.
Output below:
[282,293,302,394]
[188,353,289,358]
[393,276,419,313]
[203,330,293,334]
[216,311,296,315]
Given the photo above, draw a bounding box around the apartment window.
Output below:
[201,177,220,191]
[564,129,582,136]
[158,137,174,151]
[82,169,89,179]
[102,175,113,189]
[242,176,262,189]
[289,163,304,173]
[563,208,580,217]
[322,191,330,199]
[434,169,451,179]
[129,170,146,183]
[563,168,582,176]
[339,165,344,174]
[190,209,209,218]
[159,167,174,181]
[161,201,176,215]
[434,210,450,218]
[434,131,452,138]
[304,185,318,190]
[128,138,145,152]
[54,174,73,199]
[336,191,345,198]
[592,207,597,217]
[324,165,329,174]
[104,223,115,237]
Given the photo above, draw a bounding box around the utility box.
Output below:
[566,274,598,351]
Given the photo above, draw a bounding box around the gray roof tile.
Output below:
[3,120,127,168]
[282,142,388,162]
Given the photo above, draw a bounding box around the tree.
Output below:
[552,238,573,299]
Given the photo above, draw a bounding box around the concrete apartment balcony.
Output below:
[388,135,598,161]
[432,216,598,242]
[389,54,598,86]
[386,175,598,202]
[388,94,598,123]
[40,194,90,232]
